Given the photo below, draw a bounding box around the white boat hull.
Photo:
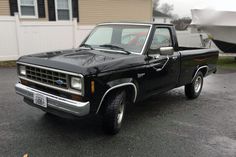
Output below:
[191,9,236,53]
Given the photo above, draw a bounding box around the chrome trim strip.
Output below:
[141,25,153,55]
[96,82,137,114]
[15,83,90,116]
[17,62,84,96]
[191,65,209,82]
[19,76,82,95]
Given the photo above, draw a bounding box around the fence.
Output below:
[0,14,94,61]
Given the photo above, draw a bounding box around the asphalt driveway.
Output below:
[0,67,236,157]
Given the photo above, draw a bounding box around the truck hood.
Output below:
[18,49,146,75]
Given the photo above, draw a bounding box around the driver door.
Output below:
[144,27,180,95]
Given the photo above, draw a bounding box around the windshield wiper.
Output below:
[80,43,94,50]
[99,44,131,54]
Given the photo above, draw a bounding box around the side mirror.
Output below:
[160,47,174,56]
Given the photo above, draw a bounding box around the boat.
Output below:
[191,9,236,53]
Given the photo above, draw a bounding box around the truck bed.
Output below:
[178,47,219,86]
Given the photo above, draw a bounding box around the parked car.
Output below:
[15,22,219,134]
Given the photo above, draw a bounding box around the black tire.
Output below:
[102,90,127,135]
[185,71,204,99]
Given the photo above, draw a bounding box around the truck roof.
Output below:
[98,22,174,26]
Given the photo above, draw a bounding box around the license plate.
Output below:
[33,93,47,108]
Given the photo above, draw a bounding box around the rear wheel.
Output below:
[185,71,204,99]
[102,90,127,135]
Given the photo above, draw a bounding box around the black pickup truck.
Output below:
[15,22,219,134]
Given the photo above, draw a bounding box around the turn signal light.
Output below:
[91,81,95,94]
[20,79,29,86]
[71,94,82,101]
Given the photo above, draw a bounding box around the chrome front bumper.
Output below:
[15,83,90,117]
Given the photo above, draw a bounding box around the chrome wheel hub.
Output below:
[194,76,202,93]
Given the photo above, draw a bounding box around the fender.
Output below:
[96,79,138,114]
[191,65,209,82]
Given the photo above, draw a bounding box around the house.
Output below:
[153,10,172,24]
[0,0,153,24]
[0,0,153,61]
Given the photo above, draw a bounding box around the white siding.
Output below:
[0,0,10,16]
[80,0,152,25]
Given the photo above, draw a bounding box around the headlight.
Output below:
[19,65,26,76]
[71,77,82,90]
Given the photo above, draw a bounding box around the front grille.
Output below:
[25,66,68,89]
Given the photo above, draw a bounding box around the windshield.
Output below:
[83,24,151,54]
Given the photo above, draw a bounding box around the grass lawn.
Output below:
[217,56,236,69]
[0,60,16,68]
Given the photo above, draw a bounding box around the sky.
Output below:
[159,0,236,17]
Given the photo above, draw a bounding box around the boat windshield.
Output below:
[82,24,151,54]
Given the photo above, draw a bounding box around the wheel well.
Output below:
[96,84,137,114]
[199,67,208,77]
[191,66,208,82]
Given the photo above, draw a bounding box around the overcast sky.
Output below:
[160,0,236,17]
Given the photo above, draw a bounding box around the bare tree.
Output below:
[159,3,174,16]
[171,17,192,31]
[172,14,179,20]
[152,0,160,11]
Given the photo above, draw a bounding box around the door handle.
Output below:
[172,56,178,60]
[151,57,170,72]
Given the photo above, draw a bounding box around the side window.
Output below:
[150,28,172,53]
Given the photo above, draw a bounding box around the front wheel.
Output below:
[102,90,127,135]
[185,71,204,99]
